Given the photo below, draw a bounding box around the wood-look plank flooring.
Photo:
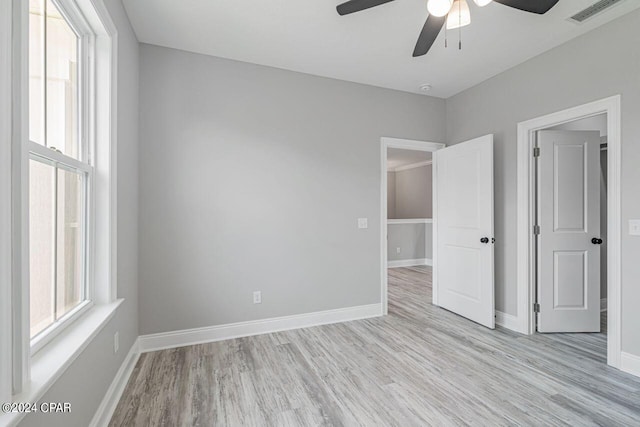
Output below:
[110,266,640,426]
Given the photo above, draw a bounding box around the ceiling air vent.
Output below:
[568,0,625,23]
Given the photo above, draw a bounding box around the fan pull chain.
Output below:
[458,2,462,50]
[445,23,448,48]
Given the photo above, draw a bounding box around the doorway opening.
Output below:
[380,138,444,315]
[533,113,608,359]
[516,96,621,369]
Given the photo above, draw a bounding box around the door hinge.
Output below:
[533,147,541,157]
[533,225,540,235]
[534,303,540,313]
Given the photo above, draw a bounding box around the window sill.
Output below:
[1,299,123,427]
[31,300,94,355]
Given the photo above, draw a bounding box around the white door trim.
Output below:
[380,137,445,315]
[516,95,621,369]
[0,0,13,405]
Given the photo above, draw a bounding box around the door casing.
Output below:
[380,137,445,315]
[516,95,621,369]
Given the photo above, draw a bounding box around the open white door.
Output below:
[433,135,495,329]
[537,130,601,333]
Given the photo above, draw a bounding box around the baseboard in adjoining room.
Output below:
[388,258,432,268]
[137,303,383,353]
[89,338,140,427]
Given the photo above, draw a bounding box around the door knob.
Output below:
[480,237,490,244]
[591,238,603,245]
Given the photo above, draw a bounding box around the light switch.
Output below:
[358,218,368,229]
[630,220,640,236]
[253,291,262,304]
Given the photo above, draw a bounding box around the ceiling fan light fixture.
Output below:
[446,0,471,29]
[427,0,453,17]
[336,0,559,58]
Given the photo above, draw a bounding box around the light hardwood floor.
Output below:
[110,266,640,426]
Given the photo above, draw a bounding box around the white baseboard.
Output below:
[601,298,608,312]
[138,303,383,353]
[388,258,432,268]
[621,352,640,378]
[495,311,521,333]
[89,338,140,427]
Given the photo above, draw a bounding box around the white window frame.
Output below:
[0,0,14,408]
[27,0,97,355]
[2,0,119,419]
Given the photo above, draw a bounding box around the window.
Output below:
[28,0,92,347]
[3,0,115,411]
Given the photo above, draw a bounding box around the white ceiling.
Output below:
[387,148,431,170]
[123,0,640,98]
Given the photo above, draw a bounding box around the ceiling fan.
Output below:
[336,0,560,57]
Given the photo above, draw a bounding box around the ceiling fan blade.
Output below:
[336,0,395,16]
[412,15,446,58]
[493,0,559,14]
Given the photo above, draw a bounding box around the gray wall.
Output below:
[387,164,433,265]
[387,223,432,262]
[19,0,139,425]
[387,164,433,220]
[138,44,446,335]
[394,164,432,219]
[446,9,640,355]
[387,172,396,219]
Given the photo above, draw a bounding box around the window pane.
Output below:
[56,168,84,318]
[29,159,55,338]
[30,161,86,339]
[29,0,45,145]
[45,0,79,159]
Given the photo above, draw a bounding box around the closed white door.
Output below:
[434,134,495,329]
[537,130,601,333]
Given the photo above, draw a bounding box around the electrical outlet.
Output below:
[396,247,401,254]
[253,291,262,304]
[358,218,368,229]
[114,332,119,354]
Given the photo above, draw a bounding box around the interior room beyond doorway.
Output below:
[387,148,433,269]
